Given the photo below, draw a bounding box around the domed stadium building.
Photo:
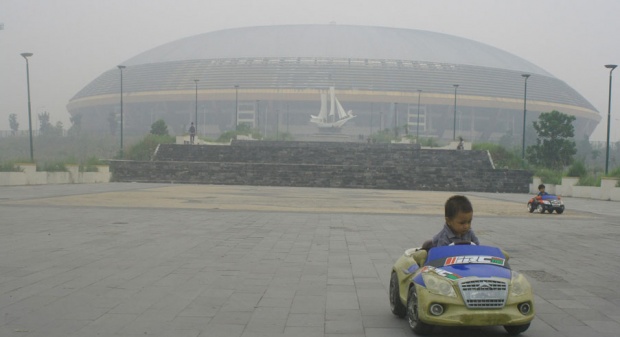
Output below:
[67,24,600,143]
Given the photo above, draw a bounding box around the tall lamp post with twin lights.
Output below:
[21,52,34,162]
[117,65,126,158]
[416,89,422,141]
[394,103,399,138]
[452,84,459,140]
[605,64,617,175]
[521,74,530,160]
[194,79,199,134]
[234,85,239,131]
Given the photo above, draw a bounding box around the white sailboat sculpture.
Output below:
[310,87,356,130]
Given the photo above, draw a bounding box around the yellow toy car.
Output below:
[389,243,534,335]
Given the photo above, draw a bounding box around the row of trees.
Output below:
[8,112,67,136]
[5,108,614,173]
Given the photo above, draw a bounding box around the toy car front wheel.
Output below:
[406,285,433,335]
[556,206,564,214]
[389,272,406,318]
[504,323,530,335]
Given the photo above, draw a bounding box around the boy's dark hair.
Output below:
[538,184,545,190]
[445,195,473,219]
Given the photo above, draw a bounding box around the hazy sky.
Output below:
[2,0,620,142]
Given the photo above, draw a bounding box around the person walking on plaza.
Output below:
[189,122,196,144]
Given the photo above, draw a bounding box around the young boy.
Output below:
[537,184,548,196]
[431,195,480,247]
[531,184,548,209]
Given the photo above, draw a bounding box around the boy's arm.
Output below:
[470,230,480,245]
[432,230,451,247]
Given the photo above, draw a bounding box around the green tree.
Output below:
[216,123,265,142]
[472,143,524,169]
[125,133,175,160]
[150,119,169,136]
[69,113,82,136]
[368,129,397,143]
[526,110,576,170]
[498,129,516,149]
[9,114,19,135]
[38,111,53,134]
[53,121,64,136]
[37,112,63,136]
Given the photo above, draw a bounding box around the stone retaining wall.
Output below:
[110,141,532,193]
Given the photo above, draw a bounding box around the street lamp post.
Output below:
[287,104,290,133]
[20,53,34,162]
[453,84,459,141]
[394,102,398,138]
[369,103,373,135]
[194,79,199,133]
[521,74,531,160]
[276,109,280,140]
[234,85,239,131]
[117,65,126,158]
[416,89,422,142]
[256,100,260,133]
[605,64,618,175]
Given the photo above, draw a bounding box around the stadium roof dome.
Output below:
[124,24,552,77]
[69,24,599,140]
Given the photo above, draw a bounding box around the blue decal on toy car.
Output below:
[441,263,511,279]
[427,245,506,261]
[405,264,419,274]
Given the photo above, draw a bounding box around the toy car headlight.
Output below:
[422,273,456,297]
[510,272,531,297]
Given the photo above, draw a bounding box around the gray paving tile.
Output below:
[583,320,620,335]
[364,327,410,337]
[211,311,252,325]
[286,313,325,327]
[324,320,364,334]
[68,313,139,337]
[0,184,619,337]
[199,323,245,337]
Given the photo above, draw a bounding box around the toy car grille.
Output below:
[458,279,508,309]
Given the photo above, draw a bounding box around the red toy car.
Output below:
[527,194,564,214]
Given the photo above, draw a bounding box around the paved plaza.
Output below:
[0,183,619,337]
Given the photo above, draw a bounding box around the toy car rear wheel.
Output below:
[406,285,433,335]
[504,323,530,335]
[527,203,535,213]
[536,204,545,213]
[389,272,406,318]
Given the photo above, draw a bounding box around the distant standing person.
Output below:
[189,122,196,144]
[457,136,464,150]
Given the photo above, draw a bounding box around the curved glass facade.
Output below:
[67,26,600,142]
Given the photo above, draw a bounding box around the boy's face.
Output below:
[539,187,545,193]
[446,211,473,237]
